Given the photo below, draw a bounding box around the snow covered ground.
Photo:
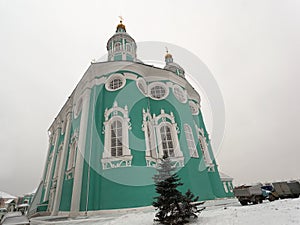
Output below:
[30,198,300,225]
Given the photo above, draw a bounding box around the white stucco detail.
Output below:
[101,101,132,170]
[70,88,91,217]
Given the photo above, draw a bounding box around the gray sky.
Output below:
[0,0,300,196]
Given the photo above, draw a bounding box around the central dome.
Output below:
[106,21,137,62]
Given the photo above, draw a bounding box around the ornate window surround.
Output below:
[114,42,121,52]
[143,109,184,167]
[101,101,132,170]
[142,109,157,167]
[195,124,214,171]
[136,77,147,96]
[52,143,64,184]
[172,84,187,103]
[148,82,169,100]
[183,124,199,158]
[65,129,79,180]
[105,74,126,91]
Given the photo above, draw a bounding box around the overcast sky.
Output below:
[1,0,300,196]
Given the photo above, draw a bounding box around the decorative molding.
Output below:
[101,101,132,170]
[101,156,133,170]
[136,77,147,96]
[142,109,184,167]
[148,82,169,100]
[105,74,126,91]
[172,84,187,103]
[189,101,199,115]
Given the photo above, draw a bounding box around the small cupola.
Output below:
[164,49,185,77]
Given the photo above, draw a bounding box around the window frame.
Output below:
[148,82,169,100]
[183,124,199,158]
[105,74,126,91]
[173,84,187,103]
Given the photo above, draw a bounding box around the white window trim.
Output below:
[148,82,169,100]
[105,74,126,91]
[101,101,132,169]
[143,109,184,167]
[53,144,63,180]
[136,77,148,96]
[114,42,122,52]
[183,124,199,158]
[195,125,214,170]
[65,129,79,179]
[154,110,184,165]
[172,84,187,103]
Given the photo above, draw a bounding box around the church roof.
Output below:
[219,172,233,182]
[0,191,16,199]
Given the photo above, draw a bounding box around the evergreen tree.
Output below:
[153,154,205,225]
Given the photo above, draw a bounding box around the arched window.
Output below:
[111,120,123,157]
[184,124,198,158]
[115,42,121,51]
[102,101,132,169]
[53,145,63,179]
[160,125,175,157]
[199,134,213,166]
[126,43,132,52]
[67,140,77,171]
[143,109,184,167]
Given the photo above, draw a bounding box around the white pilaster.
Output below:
[44,123,62,203]
[70,89,91,217]
[51,108,72,216]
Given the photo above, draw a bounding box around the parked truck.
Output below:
[272,181,300,199]
[233,184,264,205]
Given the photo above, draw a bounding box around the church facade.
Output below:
[32,21,232,217]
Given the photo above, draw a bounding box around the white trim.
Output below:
[183,124,199,158]
[189,101,199,115]
[148,82,169,100]
[70,89,91,217]
[154,110,183,160]
[172,84,187,103]
[136,77,147,96]
[105,74,126,91]
[195,125,214,170]
[101,101,132,170]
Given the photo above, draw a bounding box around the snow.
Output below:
[30,198,300,225]
[0,191,16,199]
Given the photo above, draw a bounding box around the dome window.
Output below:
[148,82,169,100]
[126,43,132,52]
[106,74,126,91]
[114,42,121,52]
[173,85,187,103]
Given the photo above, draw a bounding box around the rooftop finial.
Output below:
[165,47,173,63]
[116,16,126,32]
[119,16,123,23]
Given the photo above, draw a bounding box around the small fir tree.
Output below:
[153,154,205,225]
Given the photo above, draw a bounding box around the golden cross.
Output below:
[119,16,124,23]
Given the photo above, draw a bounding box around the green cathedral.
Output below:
[30,21,233,218]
